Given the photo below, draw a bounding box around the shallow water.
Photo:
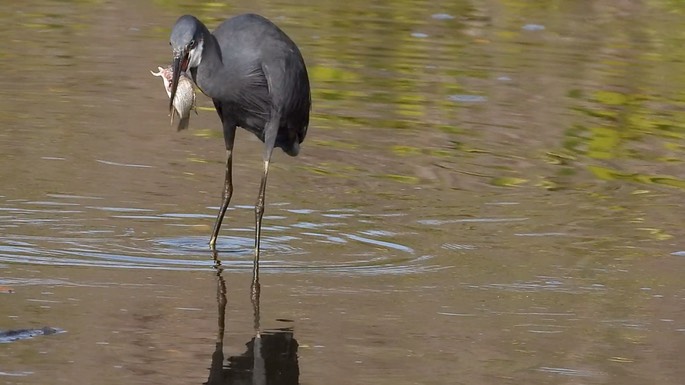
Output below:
[1,1,685,384]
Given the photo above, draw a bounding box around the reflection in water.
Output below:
[206,254,299,385]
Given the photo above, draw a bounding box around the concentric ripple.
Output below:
[0,197,440,275]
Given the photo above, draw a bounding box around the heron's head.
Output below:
[169,15,204,113]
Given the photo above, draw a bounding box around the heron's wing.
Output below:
[263,57,311,143]
[237,62,271,119]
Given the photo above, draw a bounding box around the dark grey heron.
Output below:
[168,14,311,259]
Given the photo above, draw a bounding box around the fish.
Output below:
[150,65,197,131]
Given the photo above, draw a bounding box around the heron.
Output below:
[167,14,311,260]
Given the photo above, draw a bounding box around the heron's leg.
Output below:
[254,117,279,261]
[254,153,273,261]
[209,122,237,250]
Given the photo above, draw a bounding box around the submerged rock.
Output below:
[0,327,64,343]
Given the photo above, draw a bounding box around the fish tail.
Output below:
[177,115,190,131]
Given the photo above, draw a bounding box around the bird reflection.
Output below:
[206,252,299,385]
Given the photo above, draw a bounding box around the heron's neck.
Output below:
[194,30,224,98]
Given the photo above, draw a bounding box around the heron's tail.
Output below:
[282,141,299,156]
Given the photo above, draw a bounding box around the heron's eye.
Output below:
[189,39,195,48]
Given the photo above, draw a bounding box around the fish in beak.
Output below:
[169,49,190,115]
[152,65,197,131]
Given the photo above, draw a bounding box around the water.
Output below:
[1,1,684,384]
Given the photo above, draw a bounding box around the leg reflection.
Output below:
[205,251,299,385]
[251,255,261,337]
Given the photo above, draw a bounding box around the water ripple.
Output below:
[0,200,440,276]
[536,366,600,378]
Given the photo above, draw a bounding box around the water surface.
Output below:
[1,1,684,384]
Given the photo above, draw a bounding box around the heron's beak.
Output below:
[169,50,189,114]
